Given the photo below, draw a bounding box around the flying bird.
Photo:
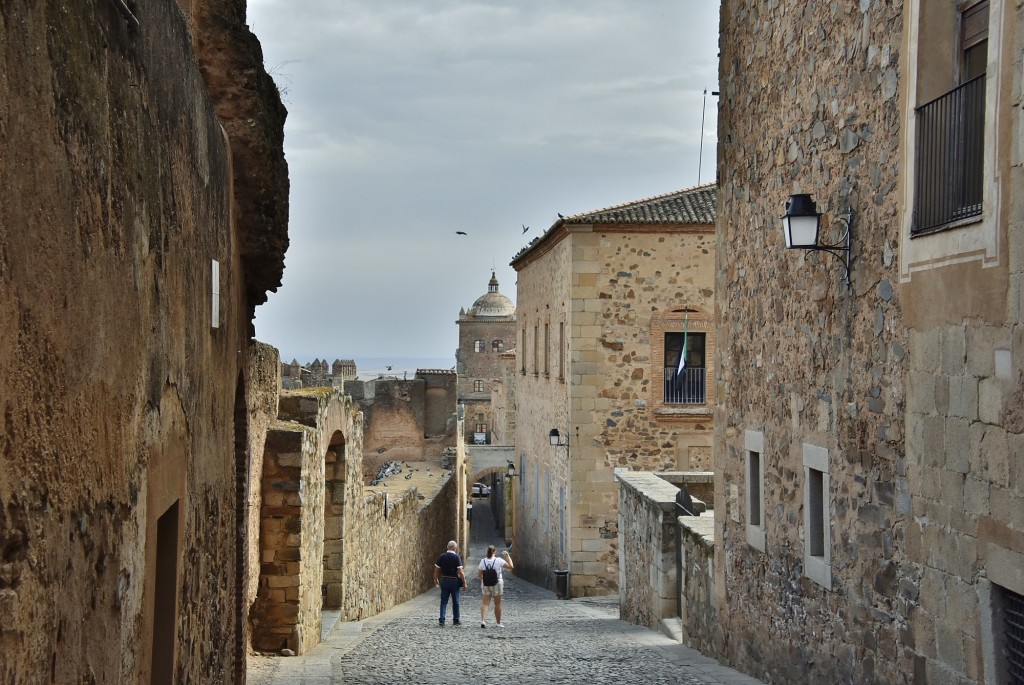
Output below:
[456,231,467,235]
[522,224,529,234]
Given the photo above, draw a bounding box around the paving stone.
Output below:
[248,539,768,685]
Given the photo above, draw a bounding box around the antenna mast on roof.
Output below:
[697,89,720,185]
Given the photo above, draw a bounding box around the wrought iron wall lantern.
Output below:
[780,193,853,288]
[506,460,519,481]
[549,428,570,447]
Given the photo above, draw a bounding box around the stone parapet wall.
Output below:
[617,472,679,630]
[677,515,717,656]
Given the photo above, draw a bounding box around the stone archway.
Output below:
[467,446,515,541]
[322,430,346,609]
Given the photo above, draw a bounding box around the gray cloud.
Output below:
[250,0,720,362]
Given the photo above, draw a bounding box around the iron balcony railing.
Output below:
[664,367,706,405]
[913,73,986,234]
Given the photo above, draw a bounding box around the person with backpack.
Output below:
[478,545,514,628]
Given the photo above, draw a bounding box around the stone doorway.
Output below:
[322,431,347,609]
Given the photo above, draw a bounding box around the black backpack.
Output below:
[482,559,498,586]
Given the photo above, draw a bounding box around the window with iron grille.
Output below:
[473,380,484,392]
[1004,586,1024,684]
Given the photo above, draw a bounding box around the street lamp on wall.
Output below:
[506,460,519,482]
[549,428,569,447]
[780,193,853,288]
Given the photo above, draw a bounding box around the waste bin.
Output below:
[554,569,570,599]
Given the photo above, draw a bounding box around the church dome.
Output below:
[468,272,515,318]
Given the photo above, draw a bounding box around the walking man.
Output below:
[478,545,513,628]
[433,540,467,626]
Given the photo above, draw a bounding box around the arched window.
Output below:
[474,380,485,392]
[474,340,484,352]
[492,340,504,352]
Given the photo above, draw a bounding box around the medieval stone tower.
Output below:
[455,272,516,444]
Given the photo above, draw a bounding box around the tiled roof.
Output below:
[563,183,716,225]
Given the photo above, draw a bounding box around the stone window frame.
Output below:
[899,0,1007,281]
[650,306,715,417]
[473,380,485,392]
[543,322,550,377]
[520,325,527,374]
[558,321,565,382]
[536,325,544,376]
[745,430,766,552]
[802,443,832,590]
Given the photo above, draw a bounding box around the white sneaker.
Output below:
[495,623,505,628]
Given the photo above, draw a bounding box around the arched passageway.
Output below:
[323,430,347,608]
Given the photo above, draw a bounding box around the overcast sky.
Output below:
[249,0,720,363]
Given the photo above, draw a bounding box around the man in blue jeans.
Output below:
[433,540,467,626]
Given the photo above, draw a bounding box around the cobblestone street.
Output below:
[248,503,766,685]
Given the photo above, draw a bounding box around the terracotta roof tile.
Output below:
[563,183,716,225]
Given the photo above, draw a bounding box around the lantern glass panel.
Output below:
[785,214,820,248]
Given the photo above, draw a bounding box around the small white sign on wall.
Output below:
[211,259,220,329]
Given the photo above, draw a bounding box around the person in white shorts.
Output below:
[478,545,513,628]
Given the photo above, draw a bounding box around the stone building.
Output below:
[509,185,717,596]
[281,358,357,389]
[456,272,517,444]
[713,1,1024,683]
[0,1,287,682]
[490,348,519,446]
[345,370,459,473]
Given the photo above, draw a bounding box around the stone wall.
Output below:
[247,386,465,652]
[716,3,913,682]
[250,424,324,654]
[510,233,573,589]
[243,343,284,658]
[677,515,717,656]
[347,378,427,468]
[342,475,460,620]
[617,473,679,631]
[0,1,286,682]
[716,1,1024,683]
[249,388,362,654]
[491,350,518,445]
[419,370,457,439]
